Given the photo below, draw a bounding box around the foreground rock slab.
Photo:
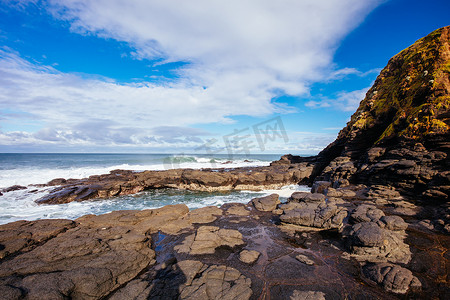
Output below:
[0,194,448,299]
[279,192,348,229]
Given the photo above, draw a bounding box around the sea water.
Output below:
[0,153,310,224]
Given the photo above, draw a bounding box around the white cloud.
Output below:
[0,0,382,149]
[305,87,370,112]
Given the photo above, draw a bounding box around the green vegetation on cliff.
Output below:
[339,26,450,145]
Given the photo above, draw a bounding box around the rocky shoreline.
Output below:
[0,25,449,300]
[34,161,315,205]
[0,187,448,299]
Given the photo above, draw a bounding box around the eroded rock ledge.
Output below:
[35,162,314,204]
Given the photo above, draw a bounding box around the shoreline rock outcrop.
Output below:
[35,163,314,204]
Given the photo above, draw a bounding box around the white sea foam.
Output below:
[0,184,309,225]
[247,184,311,198]
[0,156,270,188]
[0,154,302,225]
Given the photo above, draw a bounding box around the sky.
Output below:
[0,0,449,155]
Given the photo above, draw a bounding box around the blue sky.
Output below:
[0,0,448,154]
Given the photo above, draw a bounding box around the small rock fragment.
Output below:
[290,290,326,300]
[295,254,314,265]
[239,250,260,264]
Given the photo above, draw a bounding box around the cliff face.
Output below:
[314,26,450,200]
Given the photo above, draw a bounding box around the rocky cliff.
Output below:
[311,26,450,200]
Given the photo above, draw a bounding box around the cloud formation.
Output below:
[305,87,370,112]
[0,0,382,149]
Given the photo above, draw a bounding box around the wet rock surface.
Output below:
[0,191,449,299]
[1,185,27,193]
[36,163,315,204]
[362,263,422,294]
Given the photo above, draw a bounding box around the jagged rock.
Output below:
[389,200,418,216]
[320,156,357,182]
[174,226,244,255]
[363,263,421,294]
[379,215,408,231]
[423,188,449,200]
[418,220,435,230]
[332,178,350,188]
[311,181,331,193]
[279,193,347,229]
[290,290,326,300]
[345,222,411,264]
[325,187,356,198]
[239,250,260,264]
[350,204,385,223]
[46,178,67,186]
[2,185,27,193]
[251,194,280,212]
[295,254,315,266]
[350,222,387,247]
[289,192,326,203]
[365,185,402,200]
[37,163,314,204]
[75,204,191,235]
[367,147,386,162]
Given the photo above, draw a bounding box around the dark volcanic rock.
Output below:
[379,215,408,231]
[46,178,68,186]
[2,185,27,193]
[311,180,331,193]
[363,263,421,294]
[251,194,280,212]
[289,191,326,203]
[279,192,347,229]
[0,205,195,299]
[37,163,315,204]
[350,222,386,247]
[350,204,385,223]
[0,220,156,299]
[345,220,411,264]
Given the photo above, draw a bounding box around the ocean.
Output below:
[0,153,309,225]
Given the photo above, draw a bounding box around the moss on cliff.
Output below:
[337,26,450,146]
